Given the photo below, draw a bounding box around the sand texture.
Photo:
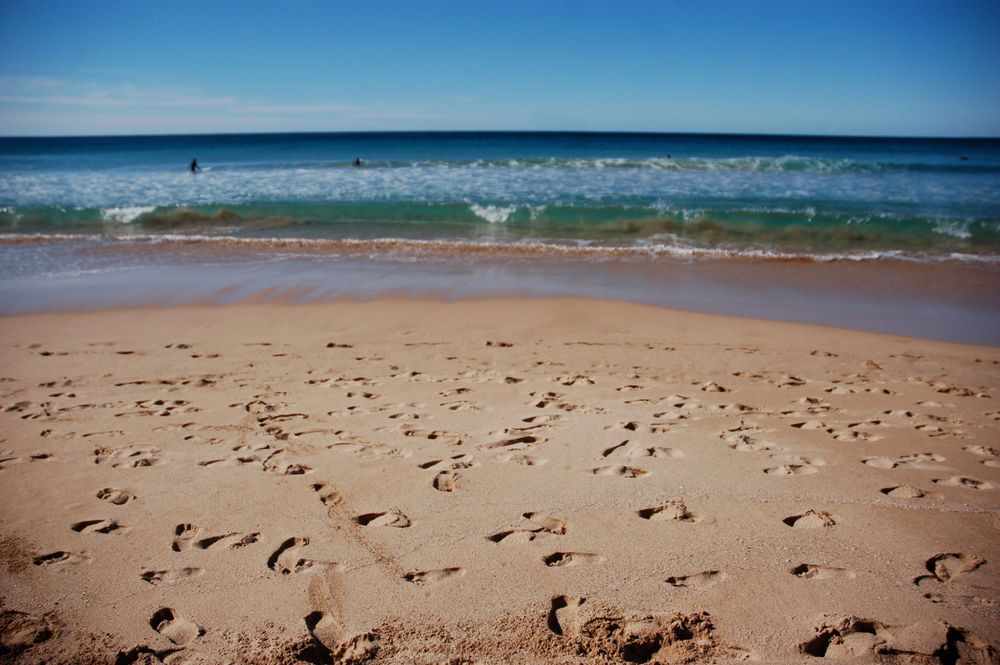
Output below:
[0,298,998,664]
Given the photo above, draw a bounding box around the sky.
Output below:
[0,0,998,137]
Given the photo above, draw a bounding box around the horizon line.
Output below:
[2,128,999,141]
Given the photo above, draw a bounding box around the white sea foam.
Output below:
[101,206,156,223]
[3,232,997,265]
[469,204,517,224]
[932,220,972,239]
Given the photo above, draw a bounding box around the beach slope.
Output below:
[1,298,998,663]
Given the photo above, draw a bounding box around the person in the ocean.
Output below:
[353,157,363,167]
[190,158,200,173]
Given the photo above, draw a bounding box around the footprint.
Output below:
[522,414,561,425]
[553,374,595,386]
[93,445,160,468]
[328,442,411,459]
[310,482,344,507]
[440,400,480,412]
[783,510,836,528]
[488,513,568,543]
[523,512,568,535]
[863,457,902,470]
[482,435,541,451]
[727,435,776,453]
[433,470,459,492]
[355,509,411,528]
[267,537,338,575]
[32,550,90,566]
[418,454,477,471]
[592,465,649,478]
[96,487,135,505]
[602,441,683,459]
[304,610,343,656]
[303,609,376,661]
[933,476,994,491]
[791,564,856,580]
[0,454,21,471]
[548,595,585,637]
[268,460,313,476]
[800,617,892,658]
[637,500,699,523]
[921,553,986,583]
[172,523,201,552]
[935,384,986,398]
[863,453,946,470]
[71,519,126,534]
[790,420,828,430]
[140,567,204,584]
[881,485,935,499]
[543,552,605,567]
[195,532,260,550]
[403,567,466,585]
[666,570,726,590]
[197,457,245,468]
[913,552,989,601]
[0,610,53,653]
[487,529,539,544]
[606,420,669,434]
[149,607,203,646]
[964,445,999,457]
[764,464,818,476]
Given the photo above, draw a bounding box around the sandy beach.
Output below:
[1,297,998,664]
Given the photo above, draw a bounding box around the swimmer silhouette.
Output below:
[190,158,200,173]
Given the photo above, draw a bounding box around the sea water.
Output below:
[1,131,998,259]
[1,132,998,342]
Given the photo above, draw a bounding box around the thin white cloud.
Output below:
[0,76,240,109]
[0,79,473,135]
[0,75,443,121]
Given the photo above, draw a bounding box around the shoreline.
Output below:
[1,297,998,663]
[3,232,998,264]
[1,245,998,345]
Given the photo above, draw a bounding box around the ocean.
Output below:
[1,131,999,342]
[2,131,999,259]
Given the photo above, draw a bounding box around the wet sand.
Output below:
[2,239,999,344]
[0,298,998,663]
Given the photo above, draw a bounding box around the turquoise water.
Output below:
[2,131,999,261]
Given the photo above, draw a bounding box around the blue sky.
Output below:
[1,0,998,136]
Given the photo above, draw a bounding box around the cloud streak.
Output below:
[0,76,447,133]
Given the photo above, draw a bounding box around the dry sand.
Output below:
[0,298,997,664]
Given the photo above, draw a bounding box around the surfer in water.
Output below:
[352,157,364,167]
[190,158,201,173]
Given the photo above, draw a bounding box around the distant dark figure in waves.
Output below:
[190,158,201,173]
[352,157,364,167]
